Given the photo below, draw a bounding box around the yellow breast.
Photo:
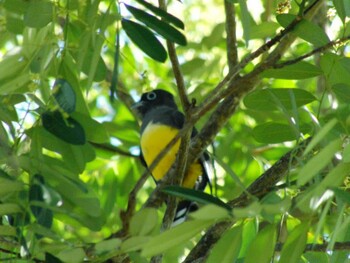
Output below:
[140,122,202,188]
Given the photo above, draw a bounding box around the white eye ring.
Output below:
[146,92,157,100]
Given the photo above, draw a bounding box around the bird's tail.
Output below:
[172,200,199,226]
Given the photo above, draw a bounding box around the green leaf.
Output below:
[0,225,16,236]
[303,118,338,156]
[207,226,243,263]
[262,61,322,79]
[0,179,24,197]
[122,236,150,253]
[141,219,213,257]
[0,203,22,215]
[279,222,309,263]
[333,0,347,22]
[29,176,53,229]
[162,186,232,211]
[331,187,350,204]
[244,88,316,111]
[56,248,86,263]
[181,58,206,75]
[122,18,167,62]
[297,139,342,186]
[24,0,53,28]
[71,112,109,143]
[6,15,25,34]
[277,14,330,47]
[253,122,305,143]
[4,0,30,14]
[134,0,184,29]
[320,53,350,86]
[0,54,27,82]
[0,73,31,94]
[81,52,107,82]
[95,238,122,255]
[190,204,231,221]
[53,79,76,113]
[42,110,86,145]
[250,22,279,39]
[245,224,277,263]
[332,83,350,103]
[238,0,251,44]
[125,5,186,46]
[130,208,158,236]
[342,143,350,162]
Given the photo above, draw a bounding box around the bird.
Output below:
[133,89,211,225]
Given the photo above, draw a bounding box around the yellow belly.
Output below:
[140,123,202,188]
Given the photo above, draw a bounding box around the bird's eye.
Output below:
[146,92,157,100]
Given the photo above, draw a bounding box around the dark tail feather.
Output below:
[172,200,199,226]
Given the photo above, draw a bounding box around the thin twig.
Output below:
[273,35,350,68]
[90,142,137,158]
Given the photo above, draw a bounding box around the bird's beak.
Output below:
[131,100,144,110]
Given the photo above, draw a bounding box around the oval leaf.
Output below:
[279,222,309,263]
[332,83,350,103]
[24,1,53,28]
[297,139,342,186]
[42,110,86,145]
[141,219,212,257]
[245,224,277,263]
[125,5,186,45]
[53,79,76,113]
[253,122,302,143]
[122,18,167,62]
[244,88,316,111]
[277,14,330,47]
[262,61,322,79]
[207,225,243,263]
[130,208,158,236]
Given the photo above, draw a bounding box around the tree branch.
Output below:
[184,138,312,262]
[224,0,238,71]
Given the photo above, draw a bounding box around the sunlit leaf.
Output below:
[262,61,322,79]
[297,139,342,186]
[279,222,309,263]
[141,220,213,257]
[130,208,158,236]
[277,14,330,46]
[24,1,53,28]
[53,79,76,113]
[207,226,243,263]
[253,122,310,143]
[245,224,277,263]
[244,88,316,111]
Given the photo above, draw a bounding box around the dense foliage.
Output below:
[0,0,350,262]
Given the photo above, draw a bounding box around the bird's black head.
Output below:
[133,89,178,117]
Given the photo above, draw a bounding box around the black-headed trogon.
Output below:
[133,89,210,225]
